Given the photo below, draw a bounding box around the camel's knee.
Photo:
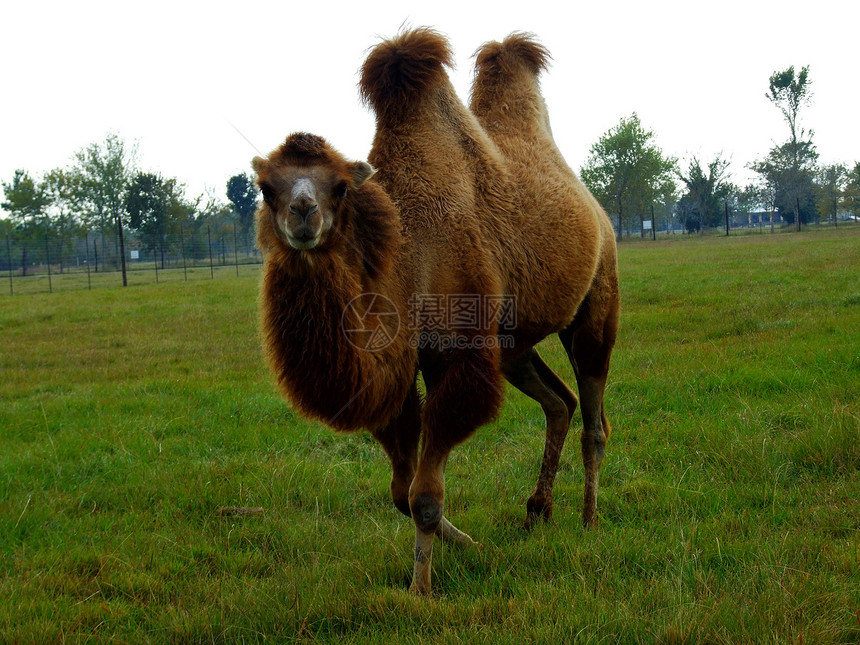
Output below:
[410,493,443,534]
[581,426,607,465]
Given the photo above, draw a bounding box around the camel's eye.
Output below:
[260,185,276,205]
[333,181,348,201]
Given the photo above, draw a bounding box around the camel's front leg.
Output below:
[409,346,502,593]
[409,449,446,594]
[410,455,483,592]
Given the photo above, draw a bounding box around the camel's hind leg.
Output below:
[559,280,620,528]
[503,348,578,528]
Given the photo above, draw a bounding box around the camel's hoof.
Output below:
[525,498,553,529]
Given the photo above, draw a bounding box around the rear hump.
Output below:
[474,32,551,77]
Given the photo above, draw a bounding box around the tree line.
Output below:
[3,65,859,275]
[1,133,259,281]
[581,66,860,239]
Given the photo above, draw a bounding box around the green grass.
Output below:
[1,228,859,643]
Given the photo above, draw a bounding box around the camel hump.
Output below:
[360,27,454,114]
[474,32,551,77]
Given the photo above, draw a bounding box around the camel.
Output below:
[253,29,619,595]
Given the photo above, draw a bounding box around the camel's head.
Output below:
[253,133,376,252]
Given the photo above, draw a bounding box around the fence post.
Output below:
[207,225,214,279]
[180,225,188,281]
[725,202,730,237]
[795,196,802,232]
[45,233,53,293]
[116,214,128,287]
[651,204,656,240]
[85,233,92,290]
[233,227,239,277]
[6,235,12,296]
[154,244,160,284]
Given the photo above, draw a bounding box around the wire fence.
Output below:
[4,217,857,296]
[2,226,262,295]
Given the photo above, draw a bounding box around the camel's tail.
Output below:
[473,32,551,79]
[359,27,453,119]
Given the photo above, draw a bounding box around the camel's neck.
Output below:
[261,249,414,432]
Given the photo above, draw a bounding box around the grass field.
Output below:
[1,228,858,643]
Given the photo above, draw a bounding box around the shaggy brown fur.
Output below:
[255,29,619,595]
[255,134,415,433]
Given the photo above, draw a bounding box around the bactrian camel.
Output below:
[253,29,619,594]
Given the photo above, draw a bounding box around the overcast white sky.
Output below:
[1,0,858,206]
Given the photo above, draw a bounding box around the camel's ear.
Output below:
[251,156,267,176]
[350,161,376,188]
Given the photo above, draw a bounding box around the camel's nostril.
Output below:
[289,201,318,219]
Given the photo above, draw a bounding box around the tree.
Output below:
[653,178,679,234]
[767,66,812,151]
[760,65,817,231]
[127,173,167,265]
[748,171,780,232]
[735,183,762,227]
[1,169,51,276]
[226,173,258,236]
[845,162,860,219]
[44,168,83,273]
[72,133,137,284]
[815,164,848,226]
[127,172,198,268]
[580,114,676,240]
[676,156,732,233]
[751,140,818,227]
[199,192,241,263]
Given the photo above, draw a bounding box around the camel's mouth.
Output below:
[286,233,321,250]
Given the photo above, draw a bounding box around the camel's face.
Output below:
[256,166,342,251]
[253,157,376,252]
